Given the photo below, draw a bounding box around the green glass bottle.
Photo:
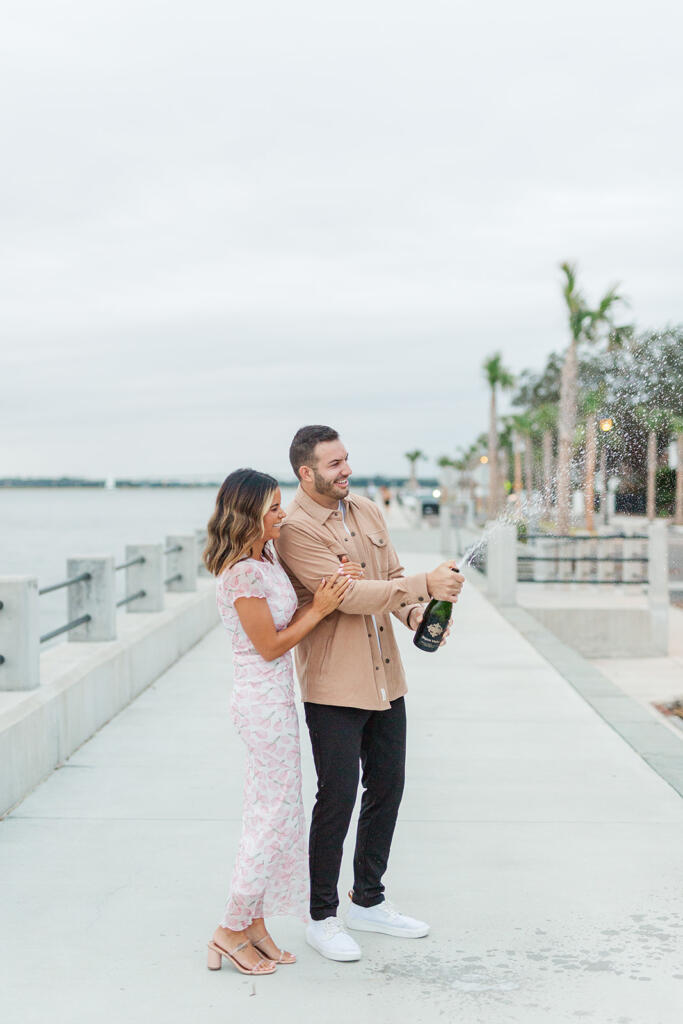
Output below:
[412,567,458,653]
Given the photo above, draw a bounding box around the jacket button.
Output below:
[367,633,372,638]
[379,625,383,631]
[361,562,366,568]
[418,596,424,601]
[385,658,390,664]
[351,531,356,536]
[400,602,406,607]
[375,666,379,671]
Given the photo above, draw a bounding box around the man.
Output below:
[275,425,464,962]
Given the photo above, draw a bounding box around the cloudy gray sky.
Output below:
[2,0,681,480]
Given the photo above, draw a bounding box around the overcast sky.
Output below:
[1,0,681,480]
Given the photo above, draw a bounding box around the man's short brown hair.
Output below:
[289,425,339,480]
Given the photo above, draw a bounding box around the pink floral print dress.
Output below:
[216,549,309,929]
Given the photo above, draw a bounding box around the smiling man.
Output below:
[275,424,464,962]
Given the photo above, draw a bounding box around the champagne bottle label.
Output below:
[413,599,452,652]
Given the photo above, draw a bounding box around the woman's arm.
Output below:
[234,574,353,662]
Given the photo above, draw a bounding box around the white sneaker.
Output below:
[345,896,430,938]
[306,917,362,961]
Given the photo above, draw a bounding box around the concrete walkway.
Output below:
[2,554,683,1024]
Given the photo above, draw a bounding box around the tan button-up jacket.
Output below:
[274,486,429,711]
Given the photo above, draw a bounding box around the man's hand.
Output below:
[426,561,465,602]
[408,605,453,647]
[439,617,453,647]
[407,605,426,631]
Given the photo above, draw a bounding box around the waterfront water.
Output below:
[0,486,297,641]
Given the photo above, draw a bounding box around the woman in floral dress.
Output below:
[203,469,357,977]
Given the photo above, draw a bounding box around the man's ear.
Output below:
[299,465,314,483]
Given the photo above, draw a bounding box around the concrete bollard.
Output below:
[577,536,596,582]
[534,537,556,582]
[67,557,117,642]
[196,529,212,578]
[165,535,198,593]
[540,540,557,581]
[597,531,620,583]
[487,524,517,605]
[124,544,164,612]
[557,539,575,583]
[648,522,669,653]
[0,576,40,691]
[623,535,647,585]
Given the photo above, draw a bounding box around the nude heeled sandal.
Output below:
[207,939,277,975]
[250,932,297,964]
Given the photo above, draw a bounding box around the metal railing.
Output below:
[39,571,92,596]
[116,589,146,608]
[40,614,92,643]
[517,532,650,585]
[115,555,145,571]
[484,521,670,617]
[37,572,95,642]
[1,529,206,689]
[114,556,147,609]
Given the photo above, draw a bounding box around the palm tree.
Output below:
[454,444,482,517]
[636,407,668,521]
[404,450,425,491]
[436,455,457,501]
[581,388,605,532]
[672,415,683,526]
[556,264,623,532]
[532,403,558,516]
[483,353,515,519]
[508,412,534,499]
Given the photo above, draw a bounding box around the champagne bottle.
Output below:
[412,567,458,653]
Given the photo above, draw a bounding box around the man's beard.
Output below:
[312,469,347,499]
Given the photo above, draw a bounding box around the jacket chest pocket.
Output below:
[367,530,390,575]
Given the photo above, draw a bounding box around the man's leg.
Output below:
[345,697,428,937]
[352,696,406,908]
[304,702,369,920]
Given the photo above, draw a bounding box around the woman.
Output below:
[203,469,359,977]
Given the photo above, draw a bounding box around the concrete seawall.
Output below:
[0,580,219,816]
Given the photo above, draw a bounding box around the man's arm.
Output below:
[384,533,424,628]
[276,523,430,616]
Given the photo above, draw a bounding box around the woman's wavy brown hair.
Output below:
[203,468,279,576]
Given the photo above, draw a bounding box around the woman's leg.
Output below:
[244,916,296,964]
[220,702,308,932]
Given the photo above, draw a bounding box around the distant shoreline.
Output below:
[0,476,435,489]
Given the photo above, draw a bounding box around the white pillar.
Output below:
[487,524,517,605]
[648,522,669,653]
[195,529,212,578]
[124,544,164,612]
[0,576,40,691]
[67,557,117,642]
[597,532,617,583]
[577,537,596,582]
[533,537,557,583]
[622,535,645,585]
[165,535,198,593]
[557,539,575,582]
